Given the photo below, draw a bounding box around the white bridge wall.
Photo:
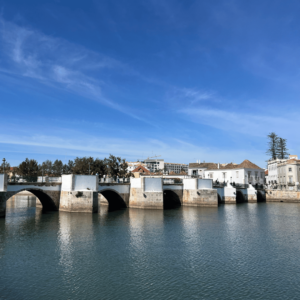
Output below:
[144,178,162,192]
[7,185,61,192]
[98,185,130,194]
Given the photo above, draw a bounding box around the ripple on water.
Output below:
[1,201,300,299]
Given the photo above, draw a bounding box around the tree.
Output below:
[0,161,11,174]
[266,132,278,160]
[41,160,53,176]
[52,159,64,176]
[107,154,121,178]
[119,159,129,178]
[18,158,39,177]
[277,137,289,159]
[73,157,93,174]
[63,160,75,174]
[93,158,108,177]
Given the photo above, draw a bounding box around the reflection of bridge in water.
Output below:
[0,174,266,218]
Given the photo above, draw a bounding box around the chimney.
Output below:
[218,163,220,169]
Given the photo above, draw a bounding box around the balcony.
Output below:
[288,182,295,186]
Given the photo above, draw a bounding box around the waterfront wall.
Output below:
[266,190,300,202]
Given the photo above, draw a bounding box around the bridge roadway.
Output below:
[0,174,265,218]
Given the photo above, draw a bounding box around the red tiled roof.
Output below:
[132,165,150,174]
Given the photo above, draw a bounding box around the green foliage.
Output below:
[277,138,289,159]
[0,161,11,174]
[18,158,39,177]
[266,132,278,160]
[52,159,64,176]
[14,154,131,178]
[266,133,289,160]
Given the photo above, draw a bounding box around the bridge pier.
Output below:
[182,179,218,207]
[59,175,99,213]
[129,177,163,209]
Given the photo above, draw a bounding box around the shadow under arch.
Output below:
[257,190,266,202]
[98,189,127,211]
[217,194,222,204]
[236,190,246,204]
[6,189,58,211]
[163,189,181,209]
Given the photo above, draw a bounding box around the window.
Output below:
[289,168,292,172]
[236,171,239,178]
[261,173,263,179]
[289,176,293,183]
[222,172,227,180]
[209,173,213,179]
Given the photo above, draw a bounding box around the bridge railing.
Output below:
[99,177,131,184]
[213,181,227,187]
[163,179,183,184]
[8,176,38,183]
[232,183,249,189]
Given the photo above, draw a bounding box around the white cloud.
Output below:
[181,107,299,138]
[0,131,265,167]
[0,18,151,123]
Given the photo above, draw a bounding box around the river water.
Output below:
[1,197,300,299]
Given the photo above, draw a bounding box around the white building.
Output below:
[267,155,297,184]
[277,157,300,187]
[189,160,264,185]
[141,158,188,174]
[127,162,148,173]
[164,162,188,174]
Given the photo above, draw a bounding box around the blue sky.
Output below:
[0,0,300,168]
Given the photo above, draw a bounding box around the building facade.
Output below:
[189,160,264,185]
[277,158,300,188]
[267,155,298,185]
[127,162,148,173]
[141,159,188,174]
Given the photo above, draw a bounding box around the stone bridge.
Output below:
[215,184,266,204]
[0,174,265,218]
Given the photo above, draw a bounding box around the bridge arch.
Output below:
[163,189,181,209]
[98,189,127,211]
[257,190,266,202]
[236,190,246,203]
[6,188,59,211]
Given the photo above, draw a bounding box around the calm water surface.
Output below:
[1,197,300,299]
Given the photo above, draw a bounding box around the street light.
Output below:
[2,158,6,173]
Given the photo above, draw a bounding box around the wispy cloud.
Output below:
[166,87,216,108]
[181,107,299,138]
[0,18,152,123]
[0,131,263,166]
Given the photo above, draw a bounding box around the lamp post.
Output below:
[88,161,91,175]
[2,158,6,174]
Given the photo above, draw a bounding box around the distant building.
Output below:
[132,165,151,178]
[164,162,188,174]
[141,158,188,174]
[127,162,148,173]
[277,157,300,187]
[188,160,264,185]
[267,155,298,184]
